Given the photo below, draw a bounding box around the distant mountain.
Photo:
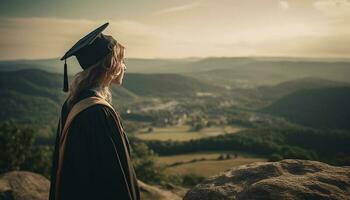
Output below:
[261,87,350,129]
[186,59,350,88]
[1,57,349,89]
[257,77,350,100]
[0,58,198,74]
[0,59,71,74]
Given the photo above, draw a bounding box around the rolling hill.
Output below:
[186,59,350,88]
[0,69,224,136]
[123,73,224,97]
[261,87,350,129]
[257,77,350,100]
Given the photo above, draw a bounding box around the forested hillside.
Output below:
[261,87,350,129]
[0,69,225,136]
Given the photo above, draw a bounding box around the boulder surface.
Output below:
[0,171,49,200]
[184,159,350,200]
[0,171,182,200]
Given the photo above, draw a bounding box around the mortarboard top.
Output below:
[61,22,118,92]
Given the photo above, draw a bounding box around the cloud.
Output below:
[0,17,173,60]
[152,1,201,15]
[314,0,350,17]
[279,1,290,10]
[0,17,100,60]
[0,5,349,61]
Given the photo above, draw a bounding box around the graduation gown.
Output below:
[49,89,140,200]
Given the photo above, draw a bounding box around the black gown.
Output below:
[49,89,140,200]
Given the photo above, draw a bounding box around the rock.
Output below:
[0,171,49,200]
[184,159,350,200]
[0,171,182,200]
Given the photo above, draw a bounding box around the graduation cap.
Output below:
[60,22,118,92]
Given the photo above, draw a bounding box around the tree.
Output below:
[217,154,225,160]
[0,121,52,178]
[0,121,35,174]
[268,153,283,162]
[21,145,53,178]
[130,140,166,184]
[188,114,207,131]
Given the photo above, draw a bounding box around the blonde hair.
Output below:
[66,43,125,109]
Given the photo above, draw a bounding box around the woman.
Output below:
[49,23,140,200]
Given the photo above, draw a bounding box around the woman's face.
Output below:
[112,59,126,85]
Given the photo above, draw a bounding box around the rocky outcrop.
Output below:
[0,171,49,200]
[184,159,350,200]
[2,160,349,200]
[0,171,182,200]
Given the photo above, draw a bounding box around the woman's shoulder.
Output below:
[67,104,122,140]
[61,89,104,112]
[68,104,117,132]
[76,103,117,121]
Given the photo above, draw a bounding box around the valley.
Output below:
[1,57,349,188]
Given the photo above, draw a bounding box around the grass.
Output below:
[156,151,255,165]
[164,158,267,177]
[156,151,267,177]
[135,125,242,141]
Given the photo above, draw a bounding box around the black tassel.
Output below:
[63,59,69,92]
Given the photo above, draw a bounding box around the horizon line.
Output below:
[1,55,350,62]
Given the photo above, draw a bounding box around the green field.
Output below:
[135,125,242,141]
[156,151,267,177]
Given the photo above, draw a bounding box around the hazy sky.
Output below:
[0,0,349,60]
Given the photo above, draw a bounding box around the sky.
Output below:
[0,0,349,60]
